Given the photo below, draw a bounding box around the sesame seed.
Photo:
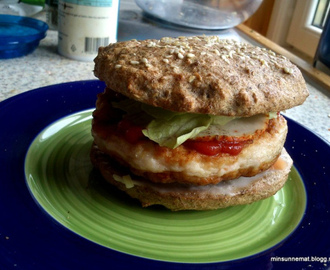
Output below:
[228,50,235,58]
[141,58,148,64]
[187,53,195,58]
[188,75,196,83]
[214,49,220,55]
[162,59,169,63]
[115,64,122,69]
[221,54,230,63]
[173,66,180,73]
[161,37,173,43]
[201,51,207,55]
[147,42,156,47]
[259,59,269,66]
[179,47,185,52]
[283,67,293,74]
[130,60,139,65]
[177,52,184,59]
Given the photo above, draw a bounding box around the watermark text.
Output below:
[271,256,329,264]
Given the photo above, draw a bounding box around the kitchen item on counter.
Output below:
[0,0,58,29]
[135,0,263,30]
[44,0,57,30]
[58,0,119,61]
[314,14,330,72]
[0,14,48,59]
[0,0,43,16]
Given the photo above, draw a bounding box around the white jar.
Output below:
[58,0,119,61]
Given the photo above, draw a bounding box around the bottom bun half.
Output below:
[90,144,293,211]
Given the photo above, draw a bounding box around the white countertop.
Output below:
[1,1,330,144]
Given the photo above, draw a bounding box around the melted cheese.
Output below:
[112,149,292,196]
[197,114,269,138]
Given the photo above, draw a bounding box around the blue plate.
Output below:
[0,80,330,269]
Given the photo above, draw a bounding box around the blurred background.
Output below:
[244,0,329,69]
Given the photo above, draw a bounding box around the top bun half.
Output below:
[93,36,309,117]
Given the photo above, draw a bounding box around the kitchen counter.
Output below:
[1,1,330,144]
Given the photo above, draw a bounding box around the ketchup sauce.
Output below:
[117,119,251,156]
[183,138,251,156]
[117,119,145,144]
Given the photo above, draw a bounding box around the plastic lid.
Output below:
[0,14,48,59]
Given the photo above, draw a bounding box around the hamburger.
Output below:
[91,35,309,211]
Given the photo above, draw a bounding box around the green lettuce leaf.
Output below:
[112,99,237,149]
[268,112,277,119]
[142,113,213,148]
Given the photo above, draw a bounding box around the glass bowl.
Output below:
[135,0,263,30]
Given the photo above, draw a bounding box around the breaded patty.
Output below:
[90,146,293,211]
[92,91,287,185]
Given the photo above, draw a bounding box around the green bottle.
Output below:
[0,0,45,6]
[19,0,45,6]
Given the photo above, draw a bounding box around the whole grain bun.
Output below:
[94,36,309,117]
[91,144,293,211]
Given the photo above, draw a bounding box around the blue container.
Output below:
[0,14,48,59]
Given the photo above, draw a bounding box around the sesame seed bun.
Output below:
[94,36,309,117]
